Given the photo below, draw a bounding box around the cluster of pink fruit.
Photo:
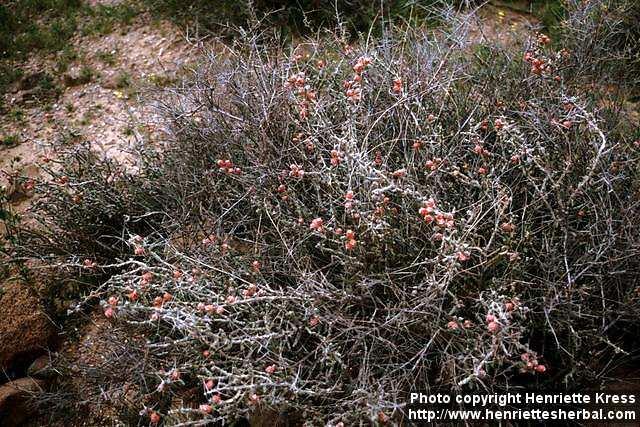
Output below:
[217,159,242,175]
[521,353,547,374]
[286,71,316,120]
[344,56,371,102]
[418,198,455,229]
[309,213,358,251]
[446,319,474,330]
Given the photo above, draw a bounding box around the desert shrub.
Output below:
[560,0,640,93]
[10,1,640,425]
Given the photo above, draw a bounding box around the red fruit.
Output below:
[309,217,324,232]
[205,379,215,390]
[538,34,551,45]
[486,314,496,323]
[162,292,173,302]
[173,270,183,279]
[150,412,161,424]
[265,364,277,374]
[392,77,402,93]
[501,222,515,233]
[104,307,115,318]
[487,321,500,333]
[243,284,258,298]
[200,404,213,414]
[345,239,357,250]
[252,260,261,271]
[374,151,383,165]
[535,364,547,373]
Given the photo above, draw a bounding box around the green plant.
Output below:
[115,71,132,88]
[96,49,117,66]
[55,46,79,73]
[1,134,21,148]
[82,3,139,35]
[79,64,96,83]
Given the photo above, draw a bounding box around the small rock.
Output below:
[0,377,45,426]
[0,281,55,374]
[27,356,55,379]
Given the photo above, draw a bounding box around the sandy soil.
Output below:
[0,11,199,214]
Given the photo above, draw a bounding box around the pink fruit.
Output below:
[487,321,500,333]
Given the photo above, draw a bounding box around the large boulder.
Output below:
[0,280,55,377]
[0,377,45,426]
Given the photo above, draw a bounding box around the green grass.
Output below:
[55,46,79,74]
[0,134,21,148]
[0,0,83,61]
[96,49,118,66]
[0,0,142,100]
[81,3,139,36]
[115,71,132,88]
